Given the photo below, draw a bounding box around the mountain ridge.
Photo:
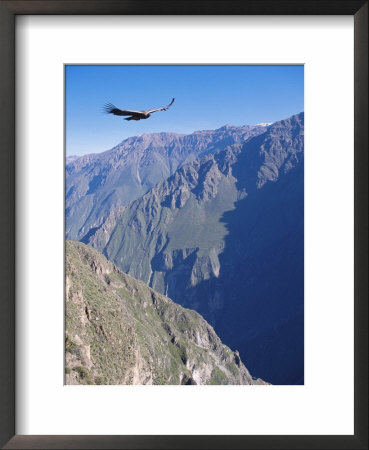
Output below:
[66,123,268,240]
[66,122,274,164]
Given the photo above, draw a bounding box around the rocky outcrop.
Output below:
[65,240,261,385]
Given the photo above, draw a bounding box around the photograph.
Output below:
[1,0,367,446]
[65,64,304,386]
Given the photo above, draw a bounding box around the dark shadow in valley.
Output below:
[170,139,304,384]
[213,155,304,385]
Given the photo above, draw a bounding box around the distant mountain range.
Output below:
[66,114,304,385]
[66,124,267,240]
[66,240,266,385]
[66,155,79,164]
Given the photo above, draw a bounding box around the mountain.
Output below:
[83,112,304,385]
[66,124,267,240]
[66,155,80,164]
[65,240,266,385]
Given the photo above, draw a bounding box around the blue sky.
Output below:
[66,65,304,156]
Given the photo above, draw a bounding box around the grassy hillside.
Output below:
[65,240,265,385]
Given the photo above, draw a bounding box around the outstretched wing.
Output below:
[145,98,175,114]
[104,103,143,116]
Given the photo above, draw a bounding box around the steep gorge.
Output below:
[82,113,305,384]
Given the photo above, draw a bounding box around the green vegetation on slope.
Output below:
[65,240,257,385]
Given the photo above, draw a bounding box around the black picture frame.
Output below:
[0,1,367,449]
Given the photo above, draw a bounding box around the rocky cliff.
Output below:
[65,240,264,385]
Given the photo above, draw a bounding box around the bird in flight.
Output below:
[104,98,175,121]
